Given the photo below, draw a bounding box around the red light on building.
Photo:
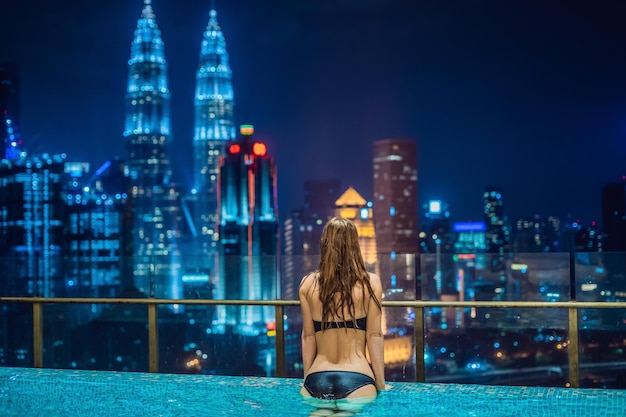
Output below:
[266,321,276,331]
[229,143,240,154]
[252,142,267,157]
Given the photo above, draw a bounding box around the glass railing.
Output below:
[1,252,625,389]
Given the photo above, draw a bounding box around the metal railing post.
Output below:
[414,306,425,382]
[148,303,158,373]
[33,301,43,368]
[275,305,285,378]
[568,306,580,388]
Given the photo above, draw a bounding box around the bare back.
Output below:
[299,272,383,382]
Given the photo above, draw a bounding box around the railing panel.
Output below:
[0,301,33,367]
[423,306,569,386]
[41,302,148,372]
[157,304,277,377]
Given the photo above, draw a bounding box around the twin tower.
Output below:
[122,0,277,320]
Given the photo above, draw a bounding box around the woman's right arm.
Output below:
[365,273,385,390]
[299,275,317,375]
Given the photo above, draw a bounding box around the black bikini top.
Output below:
[313,317,367,333]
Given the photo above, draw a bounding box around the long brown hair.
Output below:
[315,217,381,330]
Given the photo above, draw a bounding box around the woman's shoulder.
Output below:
[367,272,382,287]
[299,272,318,292]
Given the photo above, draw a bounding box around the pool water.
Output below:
[1,367,625,416]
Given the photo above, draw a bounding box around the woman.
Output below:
[299,217,385,414]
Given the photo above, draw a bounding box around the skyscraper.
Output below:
[372,139,419,297]
[64,159,133,299]
[123,0,181,298]
[0,153,65,297]
[218,125,278,330]
[372,139,419,255]
[193,8,236,265]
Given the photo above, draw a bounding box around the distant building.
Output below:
[0,153,65,297]
[483,186,510,271]
[333,186,377,269]
[193,8,237,266]
[372,139,419,254]
[512,215,560,253]
[372,138,419,298]
[123,1,182,298]
[63,159,133,299]
[218,125,278,331]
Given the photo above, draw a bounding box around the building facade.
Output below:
[123,0,182,298]
[193,8,236,267]
[0,154,65,297]
[483,186,510,272]
[372,138,419,298]
[218,126,278,331]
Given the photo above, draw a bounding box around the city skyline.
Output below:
[2,0,625,224]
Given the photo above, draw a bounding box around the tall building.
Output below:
[0,153,65,297]
[218,125,278,331]
[193,8,236,265]
[123,0,182,298]
[372,139,419,255]
[0,63,24,160]
[372,138,419,297]
[483,186,510,271]
[63,159,133,300]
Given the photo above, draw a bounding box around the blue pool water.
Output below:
[1,367,625,416]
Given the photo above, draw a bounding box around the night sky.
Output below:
[2,0,625,225]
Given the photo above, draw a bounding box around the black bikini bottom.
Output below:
[303,371,376,400]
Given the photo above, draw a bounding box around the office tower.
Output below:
[63,160,133,300]
[372,138,419,299]
[333,186,377,268]
[420,200,455,306]
[281,210,305,300]
[0,154,65,297]
[483,186,510,271]
[193,8,236,266]
[218,125,278,330]
[420,200,453,254]
[0,63,24,160]
[372,139,419,254]
[123,0,181,298]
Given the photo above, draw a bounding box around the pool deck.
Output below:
[1,367,625,416]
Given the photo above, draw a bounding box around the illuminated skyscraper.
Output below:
[123,0,181,298]
[193,8,236,264]
[0,153,65,297]
[372,139,419,298]
[64,160,134,299]
[218,125,278,330]
[372,139,419,254]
